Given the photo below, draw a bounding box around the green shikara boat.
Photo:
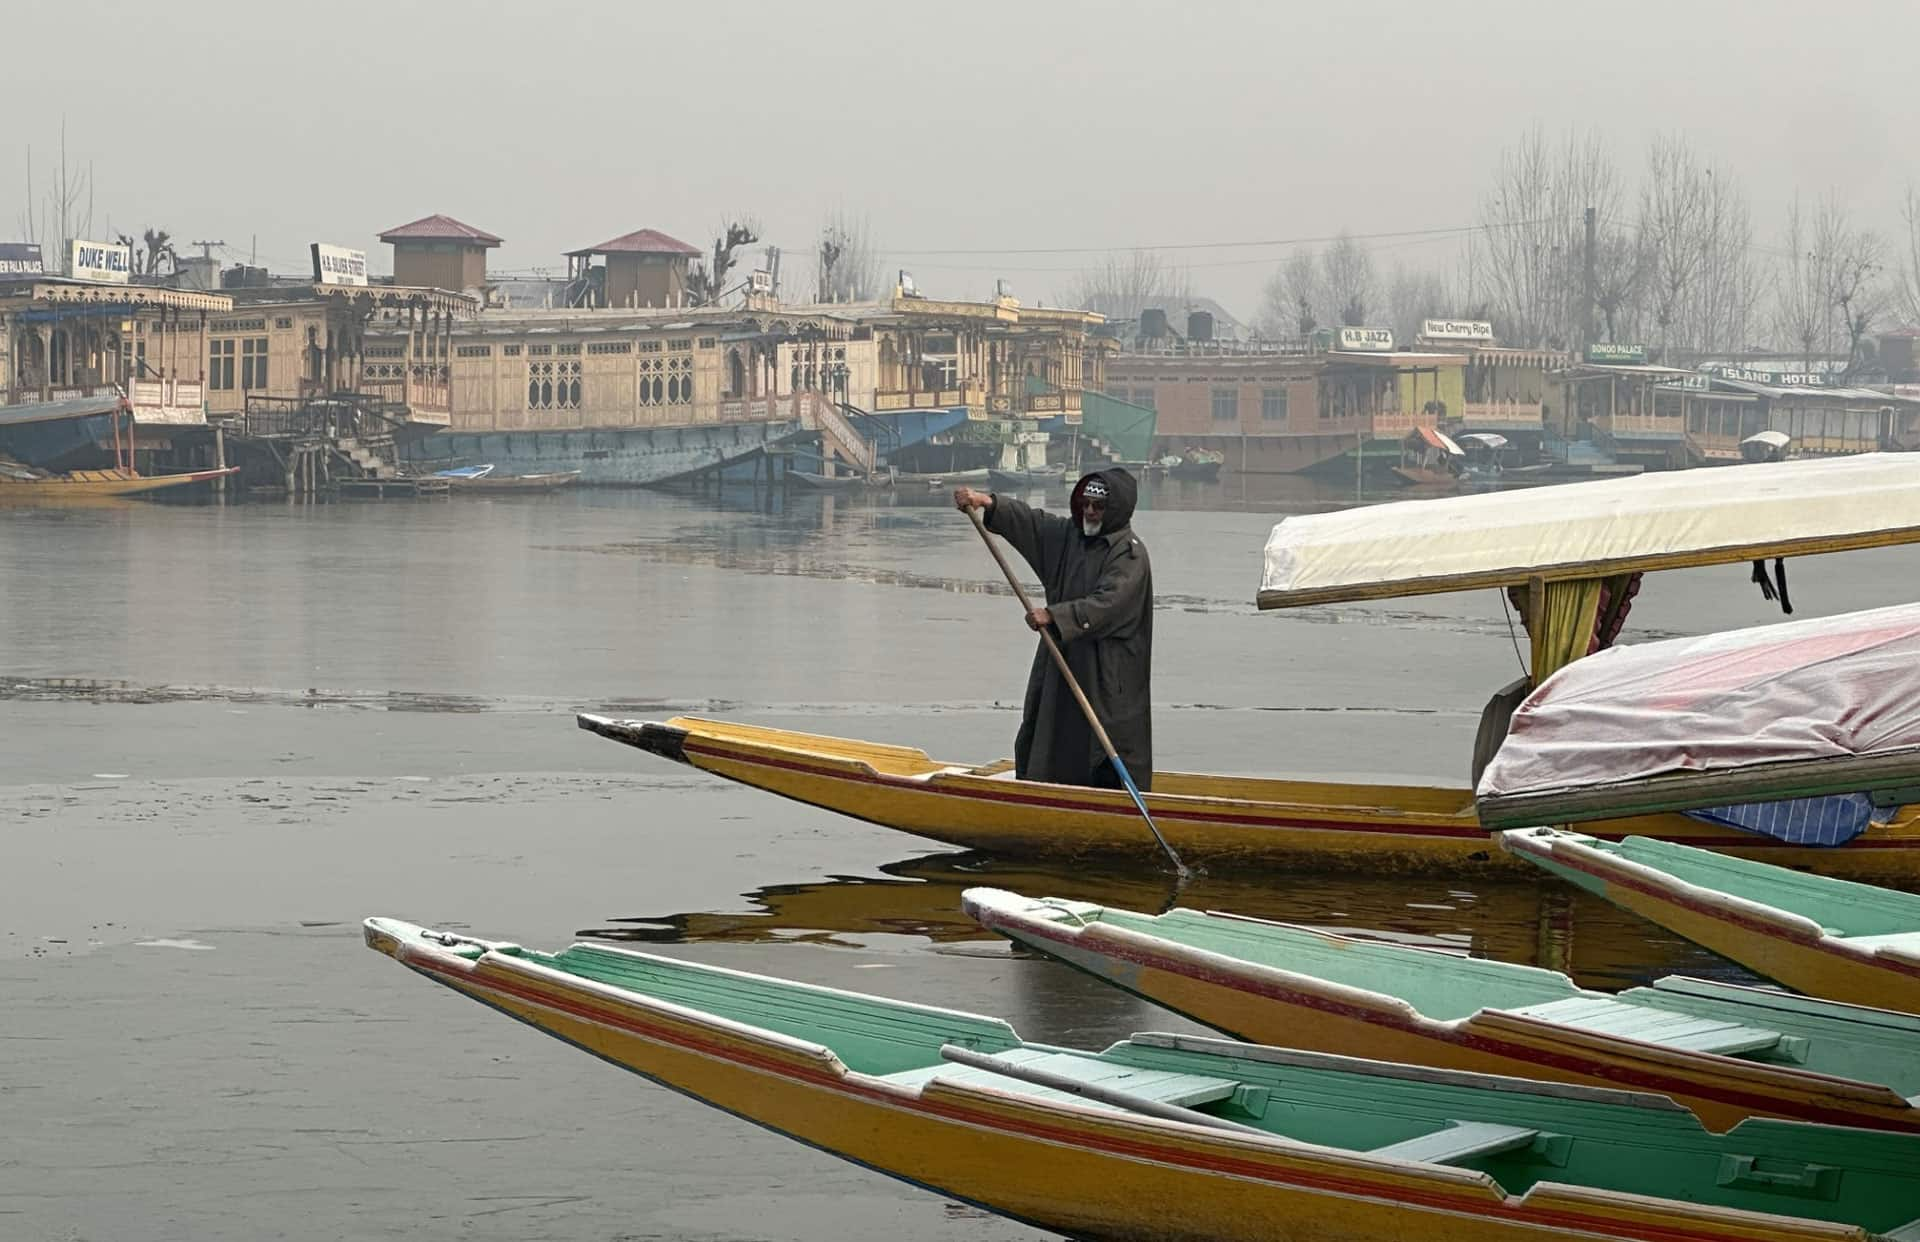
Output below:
[963,886,1920,1134]
[1503,829,1920,1017]
[367,916,1920,1242]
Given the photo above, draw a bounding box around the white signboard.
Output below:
[69,239,132,283]
[1336,326,1394,353]
[748,269,772,294]
[311,242,368,287]
[1420,319,1494,343]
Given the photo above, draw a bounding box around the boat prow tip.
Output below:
[576,715,691,764]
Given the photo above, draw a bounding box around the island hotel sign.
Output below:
[311,242,368,287]
[0,242,46,279]
[69,238,132,283]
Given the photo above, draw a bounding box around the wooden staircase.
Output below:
[798,392,876,474]
[331,435,399,480]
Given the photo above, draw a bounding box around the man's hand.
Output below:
[953,486,993,513]
[1025,606,1053,632]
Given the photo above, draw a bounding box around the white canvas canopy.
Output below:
[1260,453,1920,609]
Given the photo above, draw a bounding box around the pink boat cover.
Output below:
[1478,602,1920,800]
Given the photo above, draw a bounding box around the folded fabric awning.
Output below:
[1475,603,1920,828]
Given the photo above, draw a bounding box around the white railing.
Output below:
[803,394,876,473]
[1460,399,1544,428]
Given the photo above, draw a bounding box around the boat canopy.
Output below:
[1741,430,1792,451]
[1407,426,1463,455]
[1457,433,1508,450]
[1476,603,1920,829]
[1261,453,1920,678]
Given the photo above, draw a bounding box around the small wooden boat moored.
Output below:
[0,463,238,498]
[1504,829,1920,1016]
[366,916,1920,1242]
[431,464,495,479]
[964,887,1920,1134]
[986,466,1065,489]
[891,466,991,486]
[448,470,578,493]
[787,468,881,489]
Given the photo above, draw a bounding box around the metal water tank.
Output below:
[1140,307,1169,338]
[1188,310,1215,341]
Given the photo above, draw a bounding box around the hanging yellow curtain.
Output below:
[1529,577,1605,682]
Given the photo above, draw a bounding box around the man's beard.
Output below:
[1081,516,1103,538]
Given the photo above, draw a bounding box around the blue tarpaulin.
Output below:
[1685,794,1881,846]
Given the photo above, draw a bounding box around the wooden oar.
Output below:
[967,505,1192,880]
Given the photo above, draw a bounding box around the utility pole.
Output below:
[189,239,226,264]
[1582,206,1597,351]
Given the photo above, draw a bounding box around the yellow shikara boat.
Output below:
[1506,830,1920,1017]
[581,455,1920,880]
[0,464,238,498]
[964,887,1920,1136]
[367,916,1920,1242]
[581,713,1920,879]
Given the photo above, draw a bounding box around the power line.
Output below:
[885,219,1543,258]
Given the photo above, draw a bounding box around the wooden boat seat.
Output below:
[885,1048,1241,1110]
[1503,996,1784,1056]
[1369,1121,1540,1166]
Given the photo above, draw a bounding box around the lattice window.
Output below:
[587,341,632,355]
[456,345,492,357]
[527,360,582,409]
[638,355,694,406]
[503,344,522,357]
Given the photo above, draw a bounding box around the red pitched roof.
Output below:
[565,228,701,258]
[378,214,503,246]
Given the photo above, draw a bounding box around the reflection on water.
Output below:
[582,849,1740,994]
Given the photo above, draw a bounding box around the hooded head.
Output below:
[1069,468,1137,539]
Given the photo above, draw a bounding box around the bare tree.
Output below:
[1474,128,1625,348]
[1773,197,1827,368]
[1813,197,1884,379]
[18,122,96,270]
[1897,185,1920,329]
[1384,263,1452,344]
[1059,250,1191,326]
[1590,227,1647,343]
[687,217,760,305]
[1475,128,1561,347]
[115,227,176,277]
[1638,136,1711,362]
[1258,249,1322,336]
[815,209,881,303]
[1321,232,1377,326]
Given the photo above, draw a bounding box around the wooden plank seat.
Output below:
[1370,1121,1541,1165]
[887,1047,1241,1110]
[1504,995,1783,1056]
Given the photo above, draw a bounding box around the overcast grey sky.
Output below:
[4,0,1915,318]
